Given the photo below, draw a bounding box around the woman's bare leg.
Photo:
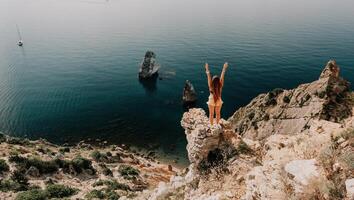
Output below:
[208,104,215,125]
[215,105,222,124]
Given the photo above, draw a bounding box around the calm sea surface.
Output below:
[1,0,354,162]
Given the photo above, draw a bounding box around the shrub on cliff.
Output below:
[54,156,96,175]
[15,189,48,200]
[14,184,78,200]
[99,163,113,176]
[0,168,36,192]
[118,165,140,179]
[93,179,130,191]
[71,156,96,174]
[91,150,108,162]
[0,133,6,143]
[0,159,10,174]
[6,137,30,146]
[0,179,26,192]
[85,188,120,200]
[11,170,29,186]
[46,184,78,198]
[85,189,105,199]
[9,155,58,174]
[59,147,70,154]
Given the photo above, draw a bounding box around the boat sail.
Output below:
[16,24,23,46]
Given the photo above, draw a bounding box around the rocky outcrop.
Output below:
[181,109,223,169]
[147,60,354,200]
[182,80,197,105]
[228,60,352,140]
[138,51,160,79]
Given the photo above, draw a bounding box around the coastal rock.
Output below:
[182,80,197,104]
[138,51,160,79]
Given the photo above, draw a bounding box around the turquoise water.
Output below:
[1,0,354,160]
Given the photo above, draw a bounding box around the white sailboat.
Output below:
[16,24,23,46]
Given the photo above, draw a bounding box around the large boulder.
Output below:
[138,51,160,79]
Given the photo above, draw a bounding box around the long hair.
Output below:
[211,76,221,102]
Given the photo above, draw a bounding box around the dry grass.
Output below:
[298,177,334,200]
[280,167,295,200]
[316,128,354,200]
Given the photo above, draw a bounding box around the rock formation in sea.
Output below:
[147,60,354,200]
[138,51,160,79]
[182,80,197,105]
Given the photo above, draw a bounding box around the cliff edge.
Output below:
[148,60,354,200]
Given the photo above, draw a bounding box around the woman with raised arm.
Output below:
[205,62,228,125]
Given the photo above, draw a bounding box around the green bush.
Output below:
[59,147,70,154]
[71,156,95,174]
[103,167,113,176]
[46,184,78,198]
[0,159,10,173]
[9,155,58,174]
[0,133,6,143]
[7,137,30,146]
[99,163,113,176]
[118,165,139,177]
[93,179,130,191]
[85,188,120,200]
[85,189,105,199]
[0,179,25,192]
[15,189,48,200]
[11,170,29,186]
[106,190,120,200]
[91,150,109,163]
[54,156,96,175]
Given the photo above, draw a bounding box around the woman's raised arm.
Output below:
[205,63,212,91]
[220,62,228,86]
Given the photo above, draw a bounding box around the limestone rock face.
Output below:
[181,109,223,169]
[138,51,160,79]
[182,80,197,104]
[228,60,352,140]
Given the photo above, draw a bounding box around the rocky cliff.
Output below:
[147,60,354,200]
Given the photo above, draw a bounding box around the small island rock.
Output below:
[139,51,160,79]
